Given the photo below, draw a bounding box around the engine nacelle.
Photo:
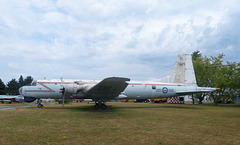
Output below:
[65,83,92,95]
[24,97,37,103]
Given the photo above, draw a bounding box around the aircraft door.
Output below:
[151,85,162,98]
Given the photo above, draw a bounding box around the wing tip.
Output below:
[106,77,130,82]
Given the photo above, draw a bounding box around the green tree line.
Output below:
[192,51,240,105]
[0,75,33,95]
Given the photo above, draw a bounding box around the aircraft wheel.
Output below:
[94,103,100,110]
[144,100,149,103]
[38,104,43,108]
[101,104,107,110]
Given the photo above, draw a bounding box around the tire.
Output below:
[101,104,107,110]
[38,104,43,108]
[94,104,100,110]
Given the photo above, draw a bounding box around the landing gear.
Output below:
[38,103,43,108]
[94,101,107,110]
[37,99,43,108]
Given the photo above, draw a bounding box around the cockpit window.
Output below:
[31,81,37,86]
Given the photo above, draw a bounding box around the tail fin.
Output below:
[159,53,197,85]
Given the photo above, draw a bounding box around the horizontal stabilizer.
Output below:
[176,87,218,95]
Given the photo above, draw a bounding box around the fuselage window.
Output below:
[55,83,57,85]
[31,81,37,86]
[152,85,156,89]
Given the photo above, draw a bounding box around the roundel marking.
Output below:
[162,87,168,94]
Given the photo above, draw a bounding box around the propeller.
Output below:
[60,87,65,107]
[60,77,65,107]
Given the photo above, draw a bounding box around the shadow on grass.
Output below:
[29,103,240,115]
[43,103,203,112]
[44,105,129,113]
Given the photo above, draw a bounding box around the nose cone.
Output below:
[19,87,23,96]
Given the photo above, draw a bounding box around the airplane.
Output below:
[0,95,24,104]
[19,53,220,110]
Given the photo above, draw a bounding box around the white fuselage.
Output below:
[19,79,197,100]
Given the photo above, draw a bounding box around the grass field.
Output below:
[0,102,240,145]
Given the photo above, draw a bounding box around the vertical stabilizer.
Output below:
[158,53,197,85]
[184,54,197,85]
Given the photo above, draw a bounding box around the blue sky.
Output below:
[0,0,240,83]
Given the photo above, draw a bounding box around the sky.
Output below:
[0,0,240,84]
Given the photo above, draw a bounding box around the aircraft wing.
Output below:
[88,77,130,100]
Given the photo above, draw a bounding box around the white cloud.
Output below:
[0,0,240,83]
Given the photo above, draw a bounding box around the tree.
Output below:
[193,54,214,103]
[6,79,19,95]
[192,52,239,105]
[0,79,5,95]
[213,62,239,104]
[24,76,33,85]
[19,75,24,87]
[192,50,202,61]
[193,53,225,104]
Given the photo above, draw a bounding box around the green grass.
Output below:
[0,102,35,106]
[0,102,240,145]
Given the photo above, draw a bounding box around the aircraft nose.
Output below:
[19,87,23,96]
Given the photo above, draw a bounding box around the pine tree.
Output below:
[19,75,24,87]
[24,76,33,85]
[6,79,19,95]
[0,79,5,95]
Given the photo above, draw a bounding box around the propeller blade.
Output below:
[60,87,65,107]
